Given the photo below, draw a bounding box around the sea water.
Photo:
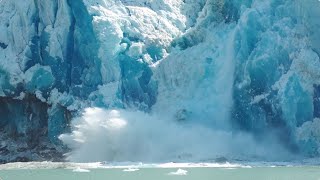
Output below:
[0,162,319,180]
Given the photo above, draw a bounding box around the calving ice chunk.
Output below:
[0,0,320,163]
[60,108,289,162]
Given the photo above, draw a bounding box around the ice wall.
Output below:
[0,0,320,162]
[230,0,320,155]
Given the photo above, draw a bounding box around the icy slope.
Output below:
[0,0,320,162]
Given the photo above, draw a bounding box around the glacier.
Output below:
[0,0,320,163]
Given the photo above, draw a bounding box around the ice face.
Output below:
[0,0,320,162]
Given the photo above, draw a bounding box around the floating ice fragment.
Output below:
[72,167,90,173]
[168,169,188,176]
[123,168,140,172]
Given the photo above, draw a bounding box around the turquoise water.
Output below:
[1,166,320,180]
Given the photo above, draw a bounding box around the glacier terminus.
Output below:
[0,0,320,163]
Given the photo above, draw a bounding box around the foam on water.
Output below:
[0,162,248,170]
[1,159,320,171]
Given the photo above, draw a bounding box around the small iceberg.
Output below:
[168,169,188,175]
[72,167,90,173]
[123,168,140,172]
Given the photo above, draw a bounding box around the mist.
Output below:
[60,108,294,163]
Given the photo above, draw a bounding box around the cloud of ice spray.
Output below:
[60,108,293,163]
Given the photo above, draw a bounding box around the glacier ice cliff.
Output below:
[0,0,320,162]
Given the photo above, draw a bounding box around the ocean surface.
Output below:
[0,162,319,180]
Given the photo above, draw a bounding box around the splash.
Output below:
[60,108,293,162]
